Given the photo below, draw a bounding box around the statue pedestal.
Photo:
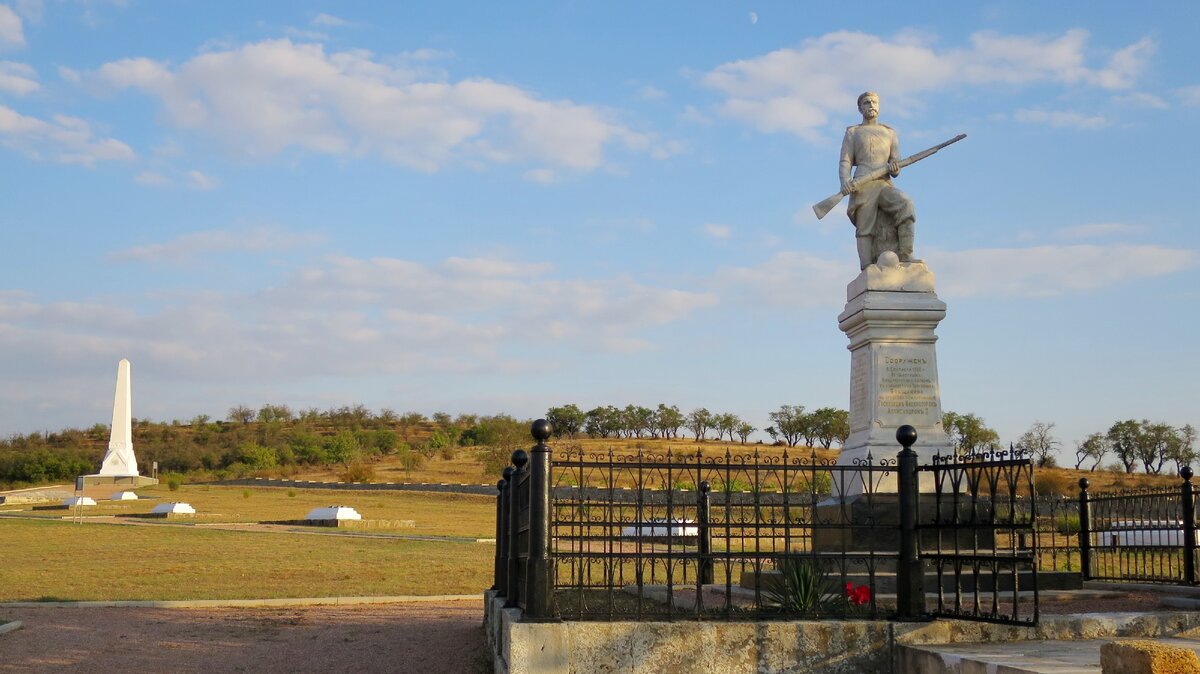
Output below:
[834,260,952,497]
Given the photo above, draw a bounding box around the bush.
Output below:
[1034,471,1075,497]
[340,462,375,483]
[1054,513,1081,536]
[164,473,184,491]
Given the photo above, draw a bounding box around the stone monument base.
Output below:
[812,493,992,552]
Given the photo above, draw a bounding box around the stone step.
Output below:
[897,637,1200,674]
[741,569,1082,593]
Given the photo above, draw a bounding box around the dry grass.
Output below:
[0,517,493,601]
[2,484,497,538]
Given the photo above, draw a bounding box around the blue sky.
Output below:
[1,1,1197,461]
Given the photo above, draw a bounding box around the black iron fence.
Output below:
[493,421,1037,625]
[1078,468,1197,585]
[920,447,1038,625]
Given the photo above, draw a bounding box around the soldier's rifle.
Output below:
[812,133,966,220]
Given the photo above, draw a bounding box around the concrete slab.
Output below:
[899,637,1200,674]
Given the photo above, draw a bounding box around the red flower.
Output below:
[844,583,871,606]
[852,584,871,606]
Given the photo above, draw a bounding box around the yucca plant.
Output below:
[762,556,836,614]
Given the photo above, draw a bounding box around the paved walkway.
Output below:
[902,637,1200,674]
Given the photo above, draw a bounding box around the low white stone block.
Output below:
[305,505,362,521]
[110,491,139,501]
[620,518,698,537]
[151,502,196,514]
[63,496,96,507]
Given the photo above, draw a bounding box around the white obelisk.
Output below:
[98,359,139,476]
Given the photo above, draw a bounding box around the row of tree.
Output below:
[544,404,852,448]
[949,416,1197,475]
[1072,420,1196,474]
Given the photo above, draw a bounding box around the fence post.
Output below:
[505,450,528,608]
[698,480,714,585]
[1182,467,1196,586]
[492,474,508,592]
[1078,478,1091,582]
[524,419,556,619]
[896,424,925,621]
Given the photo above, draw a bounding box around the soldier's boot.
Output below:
[857,236,874,270]
[898,223,921,264]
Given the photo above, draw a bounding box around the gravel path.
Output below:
[0,600,489,674]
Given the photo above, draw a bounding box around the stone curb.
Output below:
[1084,581,1200,598]
[0,621,23,635]
[0,595,479,609]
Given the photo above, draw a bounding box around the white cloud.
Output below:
[0,5,25,48]
[0,104,134,165]
[1055,222,1144,240]
[0,254,716,388]
[57,65,79,83]
[1113,92,1167,109]
[1013,108,1108,129]
[702,223,732,239]
[133,170,167,186]
[0,59,36,94]
[703,29,1154,140]
[929,244,1196,298]
[311,12,349,28]
[523,168,556,184]
[93,39,652,172]
[109,224,326,262]
[638,85,666,101]
[711,251,848,309]
[1177,85,1200,107]
[749,11,758,25]
[185,169,219,190]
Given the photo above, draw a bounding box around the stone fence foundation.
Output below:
[485,591,1200,674]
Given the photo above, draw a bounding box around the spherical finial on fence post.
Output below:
[699,480,711,493]
[511,449,529,469]
[1182,466,1194,482]
[1078,477,1089,491]
[531,418,552,443]
[896,424,918,450]
[496,479,506,492]
[502,466,515,482]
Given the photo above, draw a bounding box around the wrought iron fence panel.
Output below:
[1079,469,1197,585]
[549,446,896,621]
[919,448,1038,626]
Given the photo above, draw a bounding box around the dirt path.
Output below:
[0,600,489,673]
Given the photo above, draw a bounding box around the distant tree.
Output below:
[713,413,739,443]
[1074,433,1109,471]
[431,412,453,427]
[811,407,850,450]
[1138,421,1178,475]
[1016,421,1060,467]
[687,408,713,441]
[655,404,684,439]
[325,430,362,468]
[256,404,293,423]
[624,405,654,439]
[546,404,585,439]
[377,408,399,423]
[227,405,255,425]
[735,422,756,444]
[942,411,999,455]
[767,405,807,447]
[1170,424,1198,475]
[1106,419,1142,474]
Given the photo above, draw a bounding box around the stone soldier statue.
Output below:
[839,91,917,270]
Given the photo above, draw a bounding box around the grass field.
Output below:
[1,484,497,538]
[0,517,493,601]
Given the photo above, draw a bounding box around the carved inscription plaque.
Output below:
[849,350,869,431]
[875,346,940,427]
